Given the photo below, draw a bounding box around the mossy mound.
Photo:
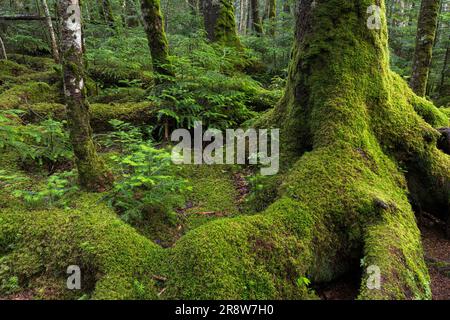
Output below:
[0,193,163,300]
[16,101,157,131]
[0,82,61,110]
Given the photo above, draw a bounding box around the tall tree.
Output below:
[410,0,441,96]
[199,0,241,47]
[41,0,59,62]
[58,0,112,191]
[140,0,173,77]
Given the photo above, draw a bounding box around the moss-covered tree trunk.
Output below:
[159,0,450,299]
[14,0,450,300]
[139,0,173,77]
[199,0,241,47]
[41,0,60,63]
[410,0,441,96]
[250,0,263,35]
[58,0,113,191]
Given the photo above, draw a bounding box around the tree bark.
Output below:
[0,34,7,60]
[41,0,60,63]
[250,0,263,34]
[58,0,112,191]
[139,0,174,77]
[199,0,241,47]
[410,0,441,96]
[436,39,449,106]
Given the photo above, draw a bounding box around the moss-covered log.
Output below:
[250,0,263,35]
[140,0,174,77]
[410,0,441,96]
[200,0,241,47]
[58,0,112,191]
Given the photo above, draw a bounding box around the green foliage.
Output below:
[0,111,73,168]
[103,120,189,222]
[7,35,50,56]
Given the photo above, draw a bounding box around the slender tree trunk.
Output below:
[41,0,59,62]
[250,0,263,34]
[162,0,450,300]
[140,0,174,77]
[58,0,112,191]
[0,34,7,60]
[437,38,449,103]
[410,0,441,96]
[282,0,289,14]
[267,0,276,35]
[199,0,241,47]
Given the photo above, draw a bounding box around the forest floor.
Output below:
[312,214,450,300]
[421,214,450,300]
[1,55,449,300]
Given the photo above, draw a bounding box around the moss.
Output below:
[0,82,61,110]
[214,0,242,48]
[0,193,163,299]
[20,102,157,132]
[8,54,57,72]
[439,107,450,119]
[1,0,447,300]
[182,165,240,230]
[0,60,33,86]
[140,0,174,77]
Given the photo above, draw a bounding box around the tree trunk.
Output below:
[41,0,59,62]
[238,0,248,34]
[267,0,276,35]
[6,0,450,301]
[282,0,289,14]
[161,0,450,299]
[250,0,263,34]
[58,0,112,191]
[98,0,116,27]
[139,0,173,77]
[410,0,441,96]
[199,0,241,47]
[0,34,6,60]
